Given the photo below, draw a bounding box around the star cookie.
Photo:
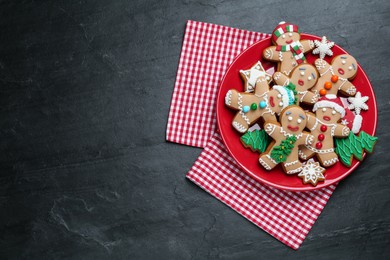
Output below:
[347,91,369,115]
[240,61,272,92]
[298,160,326,186]
[312,36,334,59]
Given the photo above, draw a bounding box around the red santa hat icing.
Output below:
[272,21,300,42]
[313,94,346,118]
[343,109,362,134]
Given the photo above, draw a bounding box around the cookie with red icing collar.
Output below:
[273,63,319,105]
[225,76,297,133]
[312,54,358,97]
[298,94,350,167]
[259,105,314,174]
[263,22,315,76]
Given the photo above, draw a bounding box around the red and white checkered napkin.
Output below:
[187,132,336,249]
[167,20,337,249]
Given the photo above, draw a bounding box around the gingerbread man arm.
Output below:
[333,124,350,137]
[264,122,281,139]
[263,46,281,62]
[301,132,315,146]
[305,112,317,131]
[254,76,270,95]
[301,90,319,104]
[339,80,357,96]
[314,59,330,75]
[272,72,290,86]
[300,39,315,53]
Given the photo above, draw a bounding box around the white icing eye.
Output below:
[297,118,302,124]
[300,71,305,76]
[348,66,353,71]
[277,94,282,98]
[279,102,284,107]
[289,32,292,37]
[332,110,336,115]
[308,76,312,81]
[342,60,346,64]
[288,116,293,121]
[282,34,286,39]
[322,108,327,112]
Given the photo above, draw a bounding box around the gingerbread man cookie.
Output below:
[239,61,272,93]
[298,95,350,167]
[259,106,314,174]
[225,76,297,133]
[263,22,314,76]
[311,54,358,97]
[273,64,319,105]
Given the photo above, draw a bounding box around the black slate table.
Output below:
[0,0,389,259]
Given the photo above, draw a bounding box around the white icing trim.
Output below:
[284,160,299,167]
[280,128,303,139]
[237,93,251,125]
[265,124,276,136]
[342,126,350,136]
[352,114,362,134]
[233,121,247,133]
[306,135,314,145]
[305,145,334,154]
[273,85,291,109]
[266,154,278,165]
[259,157,271,170]
[323,157,339,166]
[225,90,232,105]
[287,167,303,174]
[298,149,308,160]
[313,100,346,118]
[298,90,308,102]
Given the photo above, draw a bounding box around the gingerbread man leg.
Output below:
[225,89,240,109]
[317,152,339,167]
[232,113,250,133]
[298,146,316,161]
[259,152,278,170]
[283,158,303,174]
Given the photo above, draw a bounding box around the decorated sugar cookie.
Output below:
[225,76,297,133]
[273,64,319,105]
[263,22,315,76]
[298,95,350,167]
[259,106,314,174]
[312,36,334,59]
[311,55,358,97]
[240,61,272,92]
[298,160,326,186]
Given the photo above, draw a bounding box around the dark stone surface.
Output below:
[0,0,389,259]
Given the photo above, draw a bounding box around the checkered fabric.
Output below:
[166,20,337,249]
[166,20,268,148]
[187,133,337,249]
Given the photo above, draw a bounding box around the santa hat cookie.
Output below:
[272,21,300,43]
[342,109,363,134]
[313,94,346,118]
[272,83,297,109]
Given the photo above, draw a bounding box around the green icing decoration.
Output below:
[250,103,257,110]
[334,131,378,167]
[285,82,298,104]
[270,135,297,163]
[241,129,270,153]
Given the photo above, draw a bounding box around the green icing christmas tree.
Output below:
[240,129,270,153]
[335,131,378,167]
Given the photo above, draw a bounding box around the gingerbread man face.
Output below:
[279,106,307,134]
[290,64,318,90]
[331,55,358,79]
[274,31,300,45]
[267,88,288,115]
[314,106,342,124]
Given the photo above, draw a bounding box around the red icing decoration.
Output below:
[316,142,323,149]
[318,134,325,141]
[320,125,327,132]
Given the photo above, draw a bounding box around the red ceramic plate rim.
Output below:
[216,33,378,192]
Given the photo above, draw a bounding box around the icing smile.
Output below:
[323,116,331,121]
[298,79,304,86]
[269,96,275,107]
[286,39,293,44]
[287,125,299,131]
[338,68,345,75]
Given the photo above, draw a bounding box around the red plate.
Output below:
[217,34,378,191]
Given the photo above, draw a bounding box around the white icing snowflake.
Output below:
[298,160,325,186]
[240,61,272,92]
[347,91,369,115]
[312,36,334,59]
[341,119,349,126]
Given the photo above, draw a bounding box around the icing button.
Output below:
[316,142,323,149]
[331,75,339,83]
[242,106,250,113]
[250,103,257,110]
[324,82,332,90]
[320,125,327,132]
[259,101,267,108]
[318,134,325,141]
[319,89,327,96]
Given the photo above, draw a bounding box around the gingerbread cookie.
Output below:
[240,61,272,92]
[273,64,319,105]
[298,160,326,186]
[259,105,314,174]
[225,76,297,133]
[263,22,314,76]
[298,95,350,167]
[311,54,358,97]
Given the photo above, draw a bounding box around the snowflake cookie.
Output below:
[347,91,369,115]
[298,160,325,186]
[312,36,334,59]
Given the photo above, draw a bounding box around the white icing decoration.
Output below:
[259,157,272,170]
[265,124,276,136]
[312,36,334,59]
[237,93,250,125]
[352,114,363,134]
[341,119,348,125]
[225,90,232,105]
[233,121,247,133]
[284,160,299,167]
[266,154,278,165]
[286,167,303,174]
[305,144,334,154]
[298,149,307,160]
[347,91,369,115]
[323,157,339,166]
